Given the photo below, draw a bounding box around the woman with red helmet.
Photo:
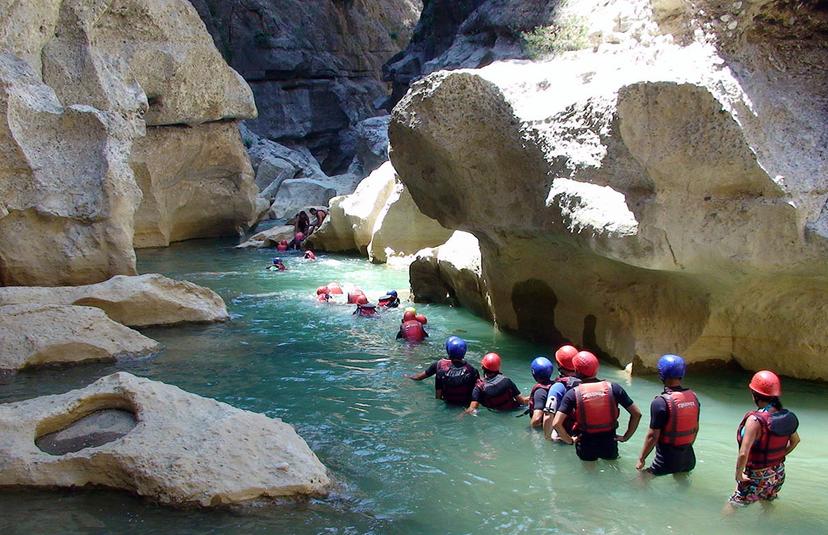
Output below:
[728,370,800,508]
[464,353,528,414]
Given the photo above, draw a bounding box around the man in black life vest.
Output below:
[636,354,700,475]
[553,351,641,461]
[465,353,528,414]
[407,336,479,406]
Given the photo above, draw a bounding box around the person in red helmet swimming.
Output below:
[347,288,366,304]
[352,295,377,317]
[407,336,479,406]
[315,286,331,302]
[636,354,700,476]
[465,353,527,414]
[544,345,582,441]
[727,370,800,508]
[396,309,428,342]
[276,239,289,252]
[552,351,641,461]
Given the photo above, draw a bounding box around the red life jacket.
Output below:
[347,291,364,304]
[476,374,520,411]
[400,319,425,342]
[528,383,552,413]
[436,359,477,405]
[737,409,798,469]
[658,389,700,447]
[574,381,619,435]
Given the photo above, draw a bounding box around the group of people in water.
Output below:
[265,240,801,509]
[406,337,801,508]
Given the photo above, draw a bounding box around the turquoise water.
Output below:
[1,238,827,534]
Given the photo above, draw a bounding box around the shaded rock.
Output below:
[36,409,138,456]
[389,0,828,379]
[0,274,229,327]
[410,232,490,318]
[0,304,160,372]
[132,122,259,248]
[0,52,139,287]
[269,177,359,221]
[236,225,295,249]
[191,0,420,173]
[350,115,391,176]
[0,372,331,506]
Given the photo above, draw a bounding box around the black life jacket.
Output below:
[436,359,477,405]
[476,374,520,411]
[528,383,552,413]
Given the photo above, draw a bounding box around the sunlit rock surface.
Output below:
[0,0,258,283]
[0,373,331,506]
[0,274,229,327]
[390,0,828,379]
[0,305,159,372]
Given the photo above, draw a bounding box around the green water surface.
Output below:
[1,239,826,535]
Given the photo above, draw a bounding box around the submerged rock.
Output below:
[0,372,331,506]
[0,305,160,372]
[390,0,828,379]
[0,274,229,327]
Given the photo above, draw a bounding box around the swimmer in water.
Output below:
[267,258,286,271]
[304,250,317,261]
[353,295,377,317]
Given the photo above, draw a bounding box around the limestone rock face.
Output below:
[132,122,258,248]
[0,52,140,287]
[410,232,490,318]
[390,0,828,379]
[0,305,160,372]
[236,225,295,249]
[0,372,331,505]
[0,0,258,284]
[191,0,421,173]
[0,274,229,327]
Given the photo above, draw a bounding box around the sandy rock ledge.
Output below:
[0,372,331,506]
[0,305,160,372]
[0,274,229,327]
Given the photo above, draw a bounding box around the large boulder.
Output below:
[0,52,140,287]
[191,0,421,173]
[0,274,229,327]
[410,232,491,318]
[0,372,331,505]
[390,0,828,379]
[236,225,295,249]
[0,0,258,285]
[131,122,258,248]
[0,305,160,372]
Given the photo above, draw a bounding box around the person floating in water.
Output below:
[316,286,331,302]
[378,290,400,308]
[347,288,366,304]
[465,353,527,414]
[407,336,479,406]
[304,250,317,261]
[552,351,641,462]
[397,309,428,342]
[267,258,286,271]
[353,295,377,317]
[636,354,700,476]
[276,239,289,252]
[728,370,799,508]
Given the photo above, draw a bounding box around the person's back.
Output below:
[435,358,479,406]
[399,319,427,342]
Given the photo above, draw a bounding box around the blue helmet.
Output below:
[657,354,686,380]
[445,336,467,359]
[388,290,398,298]
[272,258,281,264]
[530,356,554,381]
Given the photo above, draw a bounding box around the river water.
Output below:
[1,238,826,535]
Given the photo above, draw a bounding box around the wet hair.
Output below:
[752,392,783,410]
[309,208,317,215]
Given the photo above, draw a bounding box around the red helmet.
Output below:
[481,352,502,373]
[327,282,343,295]
[574,351,599,378]
[356,295,369,305]
[415,313,427,325]
[295,232,305,240]
[403,310,416,322]
[279,240,288,245]
[749,370,781,397]
[554,345,579,370]
[316,286,329,295]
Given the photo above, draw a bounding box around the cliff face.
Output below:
[0,0,259,285]
[390,0,828,380]
[190,0,421,174]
